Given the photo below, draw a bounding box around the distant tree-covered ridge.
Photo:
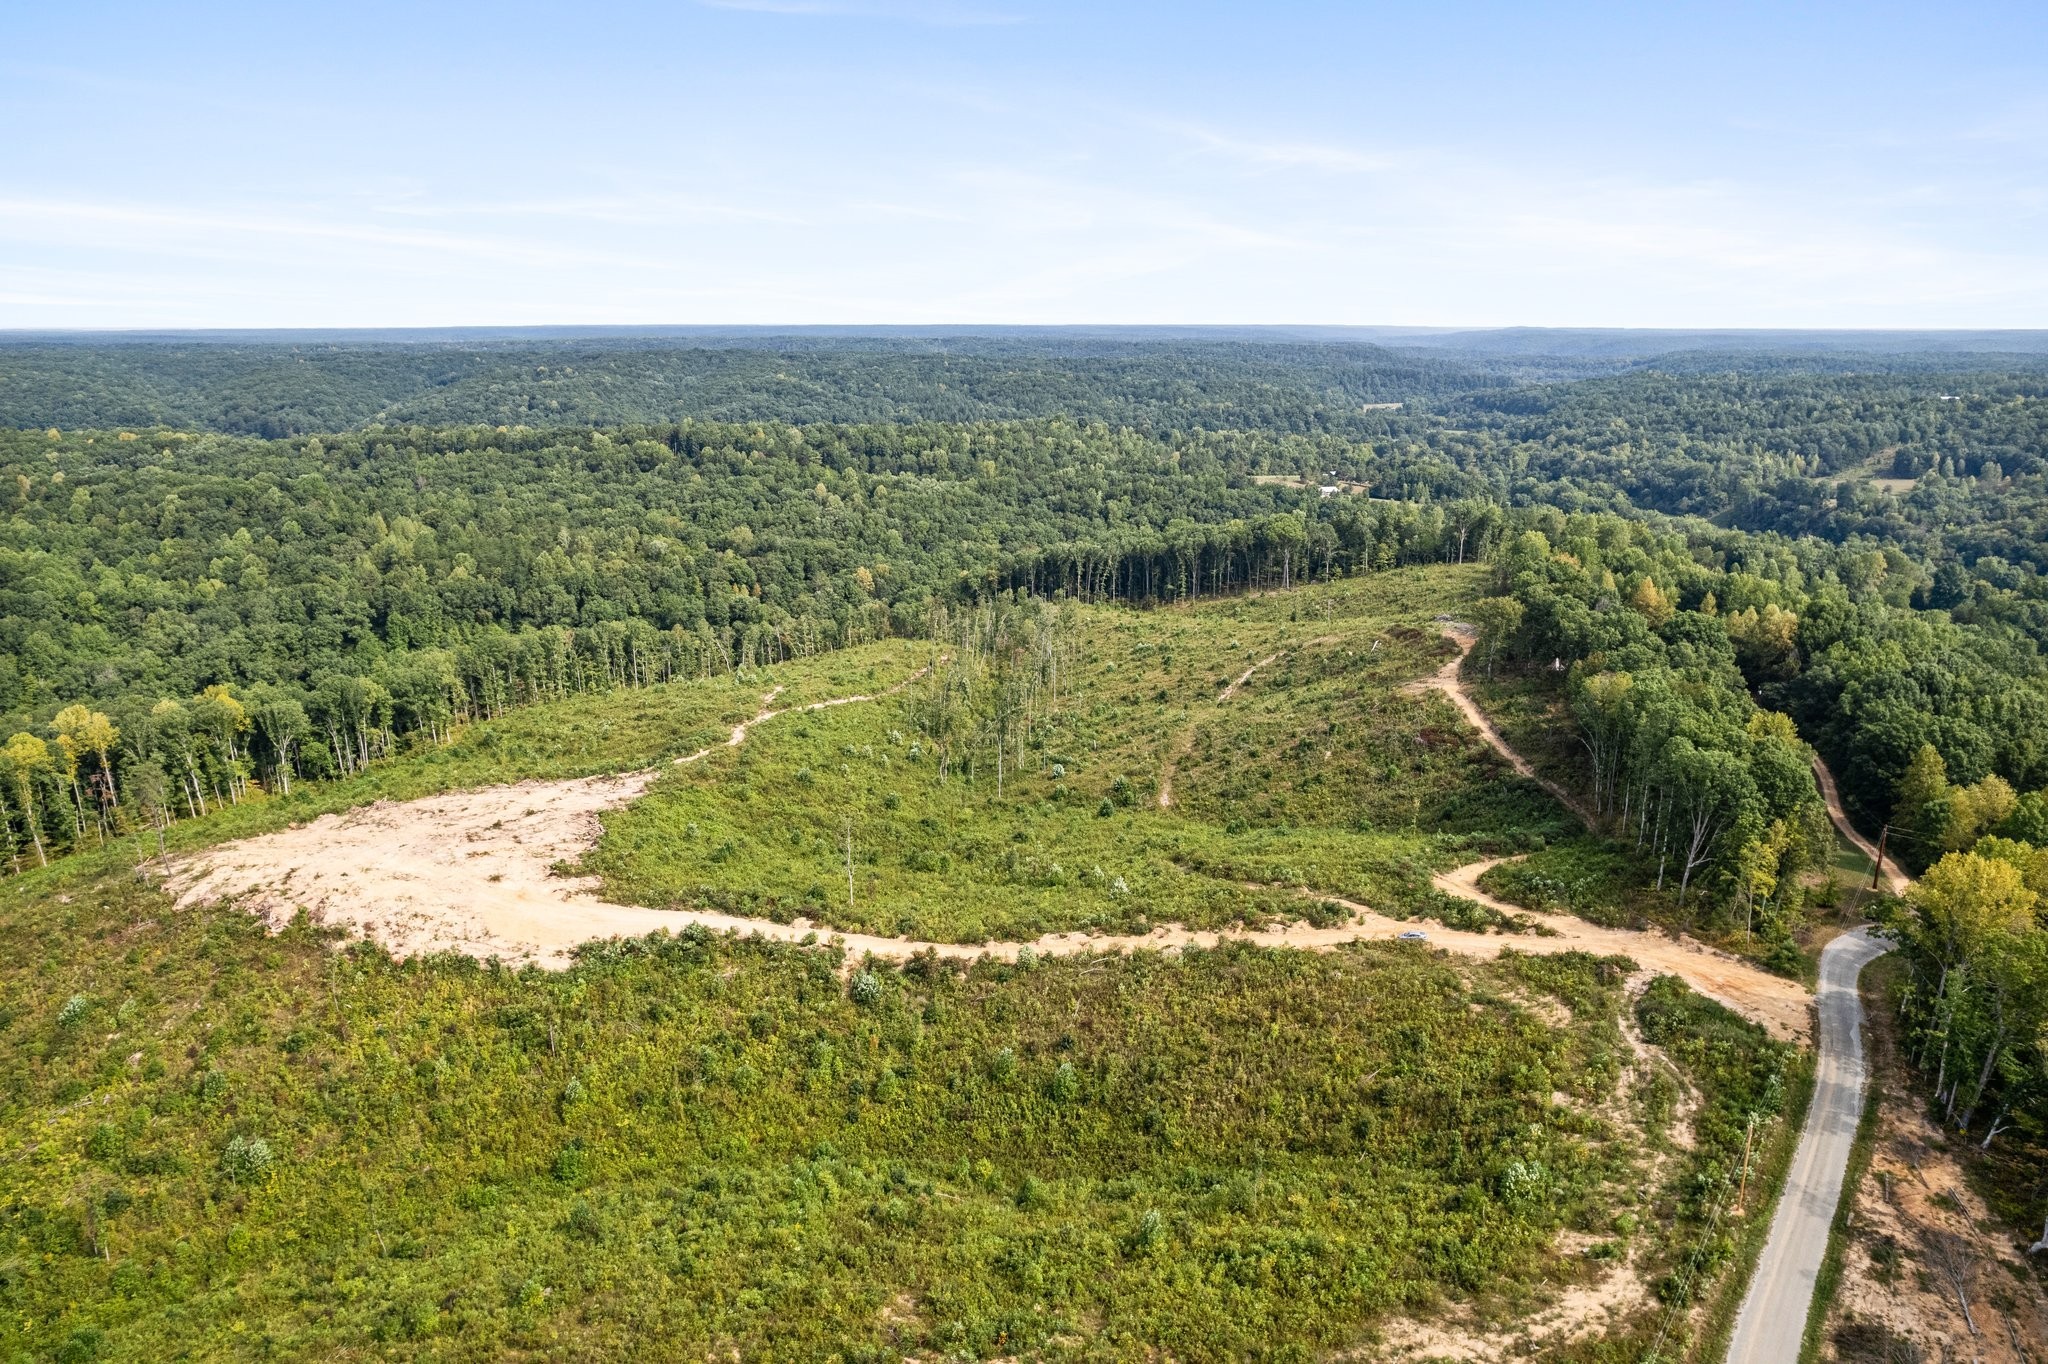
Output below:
[0,420,1511,717]
[7,413,2048,838]
[11,337,2048,643]
[0,338,1505,438]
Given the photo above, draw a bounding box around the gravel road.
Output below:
[1726,926,1890,1364]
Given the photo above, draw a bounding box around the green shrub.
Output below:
[219,1135,275,1185]
[551,1140,588,1186]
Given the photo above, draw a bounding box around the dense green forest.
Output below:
[1474,508,2048,1180]
[0,338,1505,438]
[3,335,2048,1357]
[6,390,2048,895]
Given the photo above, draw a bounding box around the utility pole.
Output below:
[844,815,856,912]
[1871,824,1890,892]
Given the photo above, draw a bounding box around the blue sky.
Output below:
[2,0,2044,328]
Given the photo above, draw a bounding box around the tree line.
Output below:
[1476,513,1833,951]
[8,407,2048,894]
[1885,830,2047,1157]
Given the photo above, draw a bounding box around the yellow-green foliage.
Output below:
[590,571,1572,942]
[0,865,1712,1362]
[0,568,1787,1361]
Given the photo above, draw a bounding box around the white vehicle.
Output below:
[1396,929,1428,942]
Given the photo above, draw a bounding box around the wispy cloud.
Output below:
[697,0,1022,26]
[0,197,668,271]
[1163,122,1401,175]
[362,193,809,229]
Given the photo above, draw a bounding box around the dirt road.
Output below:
[1727,927,1891,1364]
[167,787,1813,1039]
[166,671,1814,1041]
[1813,755,1910,895]
[1430,858,1811,1041]
[1407,626,1594,825]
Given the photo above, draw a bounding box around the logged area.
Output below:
[4,337,2048,1362]
[4,568,1813,1362]
[159,577,1810,1040]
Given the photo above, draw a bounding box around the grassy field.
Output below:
[589,570,1572,942]
[0,858,1794,1362]
[0,567,1802,1361]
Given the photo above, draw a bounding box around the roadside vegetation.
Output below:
[1,843,1786,1361]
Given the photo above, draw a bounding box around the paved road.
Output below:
[1726,926,1891,1364]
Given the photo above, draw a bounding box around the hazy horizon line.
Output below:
[5,322,2047,338]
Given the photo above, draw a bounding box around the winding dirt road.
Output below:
[1412,625,1908,1347]
[1405,625,1594,825]
[1813,755,1910,895]
[166,657,1813,1041]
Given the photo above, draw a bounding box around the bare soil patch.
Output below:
[167,798,1809,1043]
[1427,858,1811,1042]
[1821,970,2048,1362]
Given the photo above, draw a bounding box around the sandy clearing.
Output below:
[163,652,1810,1040]
[165,795,1811,1042]
[1426,858,1811,1042]
[1371,1254,1657,1363]
[163,772,676,967]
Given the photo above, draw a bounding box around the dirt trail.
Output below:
[1218,651,1280,702]
[166,793,1810,1047]
[1426,858,1810,1041]
[169,788,1811,1038]
[166,647,1811,1041]
[674,672,930,764]
[1812,755,1911,896]
[1158,651,1281,810]
[1368,970,1698,1362]
[1404,625,1594,825]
